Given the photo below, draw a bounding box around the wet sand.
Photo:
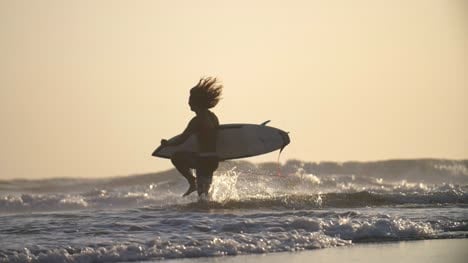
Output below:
[163,238,467,263]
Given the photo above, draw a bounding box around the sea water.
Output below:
[0,159,467,262]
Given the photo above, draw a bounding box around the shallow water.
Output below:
[0,159,467,262]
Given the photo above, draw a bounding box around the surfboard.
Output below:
[152,121,290,161]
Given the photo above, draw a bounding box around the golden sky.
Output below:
[0,0,467,179]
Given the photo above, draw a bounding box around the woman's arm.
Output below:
[161,117,198,146]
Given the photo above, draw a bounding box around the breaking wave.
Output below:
[0,159,467,213]
[1,208,466,262]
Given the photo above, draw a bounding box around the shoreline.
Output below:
[160,238,467,263]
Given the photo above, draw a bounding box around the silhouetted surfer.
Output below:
[160,77,222,197]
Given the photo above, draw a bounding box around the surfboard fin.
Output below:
[260,120,271,126]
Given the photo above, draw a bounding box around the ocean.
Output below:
[0,159,467,262]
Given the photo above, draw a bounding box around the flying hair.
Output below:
[190,77,223,109]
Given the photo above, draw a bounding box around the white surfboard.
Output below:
[152,121,290,161]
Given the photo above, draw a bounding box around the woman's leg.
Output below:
[196,157,219,196]
[196,169,213,197]
[171,152,197,197]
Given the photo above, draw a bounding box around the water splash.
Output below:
[210,167,241,203]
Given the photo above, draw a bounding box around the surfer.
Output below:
[160,77,222,197]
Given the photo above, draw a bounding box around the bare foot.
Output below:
[182,183,197,197]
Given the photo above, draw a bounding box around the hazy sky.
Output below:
[0,0,467,179]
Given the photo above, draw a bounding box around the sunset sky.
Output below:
[1,0,466,179]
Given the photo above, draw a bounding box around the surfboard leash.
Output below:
[277,130,290,176]
[277,150,282,176]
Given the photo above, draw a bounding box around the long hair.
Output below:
[190,77,223,109]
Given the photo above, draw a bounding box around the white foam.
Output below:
[0,232,350,263]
